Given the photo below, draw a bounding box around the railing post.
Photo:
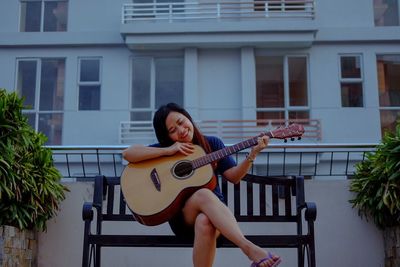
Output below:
[217,3,221,19]
[265,1,269,17]
[121,4,125,24]
[169,3,172,22]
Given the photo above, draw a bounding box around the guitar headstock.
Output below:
[267,123,305,141]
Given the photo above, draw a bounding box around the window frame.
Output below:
[376,53,400,135]
[77,57,102,111]
[255,54,310,121]
[19,0,68,32]
[338,54,365,108]
[15,57,66,144]
[373,0,400,26]
[129,55,184,121]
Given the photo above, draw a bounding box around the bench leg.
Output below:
[94,245,101,267]
[298,245,305,267]
[308,243,316,267]
[82,244,90,267]
[82,222,91,267]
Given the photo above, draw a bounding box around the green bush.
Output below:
[0,88,68,231]
[349,120,400,229]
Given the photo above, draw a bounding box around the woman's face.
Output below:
[165,111,194,143]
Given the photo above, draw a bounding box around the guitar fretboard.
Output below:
[191,132,271,169]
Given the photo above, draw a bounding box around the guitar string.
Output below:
[174,127,302,176]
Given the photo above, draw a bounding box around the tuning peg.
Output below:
[284,139,287,143]
[291,137,295,141]
[298,137,301,140]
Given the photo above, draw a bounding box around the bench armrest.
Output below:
[82,202,94,221]
[304,202,317,222]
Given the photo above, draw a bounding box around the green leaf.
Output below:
[0,88,67,231]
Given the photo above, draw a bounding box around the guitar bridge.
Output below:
[150,168,161,192]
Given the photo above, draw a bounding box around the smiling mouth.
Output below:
[181,130,190,140]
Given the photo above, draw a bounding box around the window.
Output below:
[78,58,101,110]
[16,58,65,145]
[339,55,364,107]
[20,0,68,32]
[255,55,309,122]
[376,54,400,135]
[131,57,184,120]
[374,0,399,26]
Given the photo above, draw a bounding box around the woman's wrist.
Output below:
[246,152,256,163]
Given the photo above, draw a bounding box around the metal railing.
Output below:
[48,143,377,179]
[122,0,315,23]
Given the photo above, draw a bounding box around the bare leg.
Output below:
[182,189,280,267]
[192,213,219,267]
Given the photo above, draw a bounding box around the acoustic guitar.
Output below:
[121,124,304,226]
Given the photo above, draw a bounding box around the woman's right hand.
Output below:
[165,142,195,156]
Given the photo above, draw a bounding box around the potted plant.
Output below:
[0,89,68,266]
[349,120,400,267]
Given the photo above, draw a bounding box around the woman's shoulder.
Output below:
[205,135,225,148]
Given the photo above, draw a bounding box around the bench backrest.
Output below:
[93,174,305,224]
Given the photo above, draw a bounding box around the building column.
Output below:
[241,47,256,119]
[184,47,199,119]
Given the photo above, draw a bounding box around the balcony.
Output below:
[118,118,322,145]
[120,0,317,49]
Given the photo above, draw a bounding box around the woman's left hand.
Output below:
[252,135,269,154]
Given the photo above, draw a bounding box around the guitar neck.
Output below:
[192,132,272,169]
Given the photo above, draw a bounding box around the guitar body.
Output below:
[121,145,216,226]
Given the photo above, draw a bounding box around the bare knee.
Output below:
[190,188,217,206]
[194,213,217,238]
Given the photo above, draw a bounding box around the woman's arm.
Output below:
[223,136,269,184]
[122,142,195,163]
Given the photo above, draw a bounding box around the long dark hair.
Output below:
[153,103,212,154]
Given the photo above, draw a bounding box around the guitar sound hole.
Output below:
[173,161,194,179]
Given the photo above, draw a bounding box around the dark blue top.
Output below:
[149,136,236,202]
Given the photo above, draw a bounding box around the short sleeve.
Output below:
[206,136,237,175]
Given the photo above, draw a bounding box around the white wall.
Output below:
[38,180,384,267]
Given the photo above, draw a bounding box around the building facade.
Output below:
[0,0,399,145]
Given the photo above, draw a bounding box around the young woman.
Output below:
[123,103,281,267]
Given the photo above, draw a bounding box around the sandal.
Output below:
[250,252,281,267]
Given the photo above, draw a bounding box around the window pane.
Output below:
[256,56,284,108]
[79,85,101,110]
[130,112,152,121]
[132,58,151,108]
[39,113,63,145]
[155,58,184,107]
[374,0,399,26]
[44,1,68,32]
[80,59,100,82]
[380,110,400,135]
[40,59,65,111]
[289,111,309,120]
[256,111,285,121]
[341,56,361,78]
[377,55,400,107]
[341,83,363,107]
[20,1,41,32]
[17,60,37,109]
[24,112,36,130]
[289,57,308,106]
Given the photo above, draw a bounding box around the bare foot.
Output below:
[247,243,281,267]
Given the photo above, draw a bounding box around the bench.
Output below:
[82,174,317,267]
